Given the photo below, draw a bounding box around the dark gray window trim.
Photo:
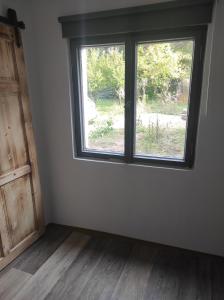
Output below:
[59,0,214,39]
[60,1,214,168]
[69,26,207,168]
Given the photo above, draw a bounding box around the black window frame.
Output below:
[70,26,207,168]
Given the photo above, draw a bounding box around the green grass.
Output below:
[95,98,187,116]
[95,99,124,116]
[89,126,185,158]
[142,100,187,115]
[136,125,186,158]
[89,128,124,152]
[89,98,187,157]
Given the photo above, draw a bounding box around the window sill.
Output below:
[73,152,193,170]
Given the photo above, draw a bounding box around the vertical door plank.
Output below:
[0,36,17,81]
[0,92,28,175]
[0,190,11,255]
[13,31,44,230]
[1,175,36,248]
[0,238,3,258]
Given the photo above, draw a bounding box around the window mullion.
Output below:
[125,37,136,162]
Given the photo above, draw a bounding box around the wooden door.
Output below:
[0,24,44,270]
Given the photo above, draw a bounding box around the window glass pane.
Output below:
[80,44,125,154]
[135,40,194,159]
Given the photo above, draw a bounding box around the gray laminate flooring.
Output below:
[0,224,224,300]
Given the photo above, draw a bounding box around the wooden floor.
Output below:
[0,224,224,300]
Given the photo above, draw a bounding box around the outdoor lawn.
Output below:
[88,99,187,158]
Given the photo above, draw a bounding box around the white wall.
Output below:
[0,0,8,14]
[7,0,224,256]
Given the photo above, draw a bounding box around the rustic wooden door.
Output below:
[0,24,44,270]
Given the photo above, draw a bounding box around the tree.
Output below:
[137,42,189,103]
[87,46,125,101]
[86,41,193,104]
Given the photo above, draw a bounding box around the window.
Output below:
[79,44,125,154]
[60,0,214,167]
[135,40,194,160]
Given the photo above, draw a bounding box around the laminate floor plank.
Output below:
[9,223,73,274]
[0,268,31,300]
[77,239,133,300]
[142,247,187,300]
[111,243,158,300]
[14,232,90,300]
[210,256,224,300]
[174,251,201,300]
[143,247,213,300]
[192,254,212,300]
[45,237,111,300]
[1,224,224,300]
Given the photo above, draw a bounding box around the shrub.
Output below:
[90,119,114,139]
